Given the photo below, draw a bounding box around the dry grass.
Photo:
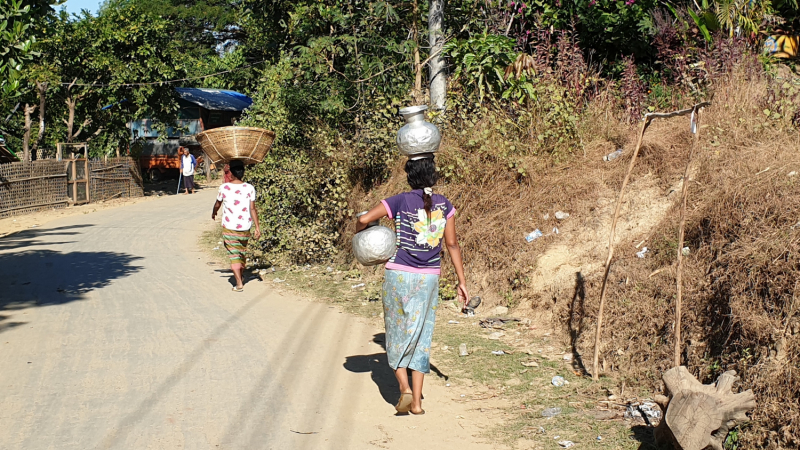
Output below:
[569,67,800,449]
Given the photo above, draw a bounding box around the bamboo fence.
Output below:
[0,160,69,218]
[0,157,144,219]
[90,157,144,201]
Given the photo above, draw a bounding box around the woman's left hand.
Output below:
[254,229,262,240]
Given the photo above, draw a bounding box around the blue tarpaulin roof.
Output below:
[175,88,253,112]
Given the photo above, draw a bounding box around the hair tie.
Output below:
[423,187,433,196]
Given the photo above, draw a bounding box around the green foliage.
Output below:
[724,426,740,450]
[238,59,404,263]
[684,1,720,43]
[714,0,776,37]
[0,0,58,103]
[445,33,516,101]
[755,66,800,132]
[521,0,659,59]
[239,0,422,116]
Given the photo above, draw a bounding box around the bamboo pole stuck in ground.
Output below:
[592,117,652,381]
[592,101,711,381]
[674,105,704,367]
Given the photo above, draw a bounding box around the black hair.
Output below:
[404,157,439,217]
[229,160,245,181]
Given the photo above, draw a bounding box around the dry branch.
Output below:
[644,102,710,120]
[674,106,704,367]
[592,117,652,381]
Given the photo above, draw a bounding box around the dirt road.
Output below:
[0,191,499,449]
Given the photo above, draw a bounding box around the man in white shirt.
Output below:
[180,147,197,194]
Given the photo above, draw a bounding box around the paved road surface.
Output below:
[0,190,498,449]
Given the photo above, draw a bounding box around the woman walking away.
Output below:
[356,155,469,415]
[211,160,261,292]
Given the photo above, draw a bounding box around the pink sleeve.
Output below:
[447,207,456,219]
[380,199,392,218]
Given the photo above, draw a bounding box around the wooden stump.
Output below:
[654,366,756,450]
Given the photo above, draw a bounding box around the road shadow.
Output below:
[0,313,26,333]
[0,248,143,315]
[568,271,589,376]
[0,224,94,251]
[343,333,447,407]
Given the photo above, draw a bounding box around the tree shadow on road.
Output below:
[0,224,94,251]
[0,313,26,333]
[343,333,447,407]
[0,248,143,318]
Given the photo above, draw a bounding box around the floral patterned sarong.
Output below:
[382,269,439,373]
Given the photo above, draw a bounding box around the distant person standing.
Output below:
[211,160,261,292]
[180,147,197,194]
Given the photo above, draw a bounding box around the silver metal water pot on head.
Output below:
[396,105,441,157]
[352,212,396,266]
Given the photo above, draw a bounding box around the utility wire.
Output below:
[59,59,268,88]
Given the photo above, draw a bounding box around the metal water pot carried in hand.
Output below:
[396,105,442,157]
[352,212,396,266]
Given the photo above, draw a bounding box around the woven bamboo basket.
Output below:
[195,126,276,166]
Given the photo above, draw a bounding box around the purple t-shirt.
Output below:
[381,190,456,275]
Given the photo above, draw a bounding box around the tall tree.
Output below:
[23,3,191,156]
[429,0,446,109]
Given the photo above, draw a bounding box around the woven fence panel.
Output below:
[89,158,144,202]
[0,160,69,218]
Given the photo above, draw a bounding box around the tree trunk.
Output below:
[22,103,37,162]
[654,366,755,450]
[32,81,48,159]
[411,0,423,103]
[65,97,77,143]
[428,0,446,110]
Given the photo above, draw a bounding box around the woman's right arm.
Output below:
[444,217,469,308]
[211,200,222,220]
[355,202,389,232]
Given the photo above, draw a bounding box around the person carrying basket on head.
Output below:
[211,160,261,292]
